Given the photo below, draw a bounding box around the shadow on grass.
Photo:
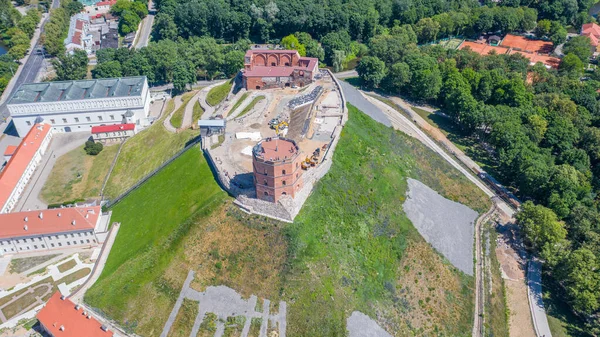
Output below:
[542,273,591,337]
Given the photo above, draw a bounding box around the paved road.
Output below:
[0,0,60,123]
[338,81,391,127]
[134,0,155,49]
[528,259,553,337]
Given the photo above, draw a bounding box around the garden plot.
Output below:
[403,178,478,275]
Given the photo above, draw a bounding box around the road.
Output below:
[0,0,60,124]
[134,0,155,49]
[528,259,553,337]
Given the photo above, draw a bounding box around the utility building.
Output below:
[252,137,303,203]
[242,50,318,90]
[7,76,151,137]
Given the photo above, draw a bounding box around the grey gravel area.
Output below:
[347,311,392,337]
[403,178,478,275]
[338,81,391,127]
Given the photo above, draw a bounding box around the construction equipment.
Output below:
[274,121,288,135]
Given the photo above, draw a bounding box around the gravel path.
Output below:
[403,178,478,275]
[346,311,392,337]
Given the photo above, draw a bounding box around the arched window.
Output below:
[282,192,287,195]
[264,191,269,196]
[282,180,287,185]
[264,179,268,185]
[282,169,286,175]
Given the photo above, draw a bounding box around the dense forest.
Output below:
[57,0,600,332]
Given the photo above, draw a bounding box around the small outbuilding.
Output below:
[198,119,226,137]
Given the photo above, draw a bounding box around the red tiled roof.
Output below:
[0,207,100,240]
[38,292,114,337]
[72,31,82,46]
[583,32,600,47]
[0,124,51,211]
[582,23,600,38]
[91,123,135,134]
[245,49,301,58]
[95,0,117,6]
[4,145,17,156]
[75,20,85,31]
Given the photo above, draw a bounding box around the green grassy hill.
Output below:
[85,104,490,336]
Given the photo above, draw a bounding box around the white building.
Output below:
[0,123,53,214]
[7,76,151,137]
[64,13,93,54]
[0,207,107,256]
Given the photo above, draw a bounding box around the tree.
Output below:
[65,0,84,16]
[383,62,411,93]
[92,60,122,78]
[560,248,600,314]
[331,50,345,72]
[296,32,324,60]
[559,53,585,76]
[172,60,194,92]
[414,18,440,43]
[563,36,593,62]
[549,21,567,45]
[52,49,88,81]
[535,19,552,38]
[153,13,178,41]
[222,50,244,77]
[516,201,568,262]
[119,10,142,35]
[281,34,305,56]
[84,140,103,155]
[321,31,351,65]
[356,56,386,88]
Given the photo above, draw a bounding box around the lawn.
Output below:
[40,144,119,204]
[8,254,58,274]
[102,105,199,199]
[236,96,265,118]
[170,91,197,129]
[543,274,591,337]
[229,92,249,115]
[192,101,204,123]
[56,259,76,273]
[206,80,233,106]
[84,104,489,336]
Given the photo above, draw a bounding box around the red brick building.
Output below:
[242,50,319,90]
[253,137,303,202]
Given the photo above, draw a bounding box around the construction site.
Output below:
[202,69,346,221]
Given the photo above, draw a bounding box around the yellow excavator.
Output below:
[274,121,288,136]
[301,148,321,170]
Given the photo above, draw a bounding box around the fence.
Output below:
[104,135,202,209]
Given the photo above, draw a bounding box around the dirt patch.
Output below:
[403,178,478,275]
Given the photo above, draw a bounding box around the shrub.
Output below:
[84,140,103,155]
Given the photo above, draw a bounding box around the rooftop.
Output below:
[37,292,114,337]
[3,145,17,156]
[582,23,600,37]
[198,119,226,127]
[253,137,299,162]
[91,123,135,134]
[0,124,52,211]
[8,76,147,105]
[0,206,100,240]
[244,49,301,57]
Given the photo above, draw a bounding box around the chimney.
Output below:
[24,216,28,222]
[39,212,43,219]
[87,314,91,319]
[57,212,61,217]
[85,214,89,219]
[24,225,28,231]
[75,304,81,310]
[60,295,65,300]
[71,220,76,226]
[101,325,108,332]
[59,325,65,331]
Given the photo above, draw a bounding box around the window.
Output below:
[34,245,37,249]
[86,239,90,243]
[38,237,42,241]
[282,192,287,195]
[73,241,77,245]
[62,118,67,123]
[58,243,62,246]
[78,233,81,237]
[41,244,45,248]
[51,243,55,247]
[50,119,55,124]
[70,234,74,238]
[74,117,79,122]
[86,116,91,122]
[296,173,299,178]
[16,239,19,243]
[285,63,290,66]
[282,169,286,175]
[98,116,103,121]
[67,242,70,245]
[264,191,269,196]
[26,121,31,126]
[110,115,115,120]
[80,240,84,244]
[264,179,267,185]
[282,180,287,185]
[271,62,276,66]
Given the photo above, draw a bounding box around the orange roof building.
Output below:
[0,207,102,255]
[581,23,600,47]
[0,123,53,214]
[38,292,114,337]
[242,50,319,90]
